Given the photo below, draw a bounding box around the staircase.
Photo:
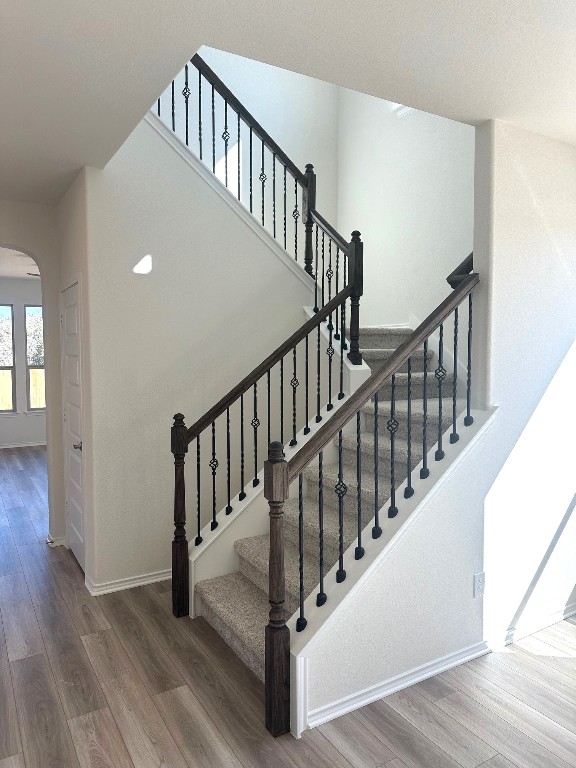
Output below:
[162,52,480,737]
[195,326,461,682]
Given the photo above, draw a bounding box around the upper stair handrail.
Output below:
[446,252,473,288]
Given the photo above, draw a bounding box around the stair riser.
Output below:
[363,353,431,375]
[359,331,414,349]
[377,378,455,401]
[304,476,399,513]
[364,411,453,439]
[196,594,265,682]
[284,509,374,564]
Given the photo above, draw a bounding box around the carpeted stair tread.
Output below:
[361,347,432,373]
[195,572,269,681]
[359,327,414,349]
[235,534,320,615]
[340,431,424,465]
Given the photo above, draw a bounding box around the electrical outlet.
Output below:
[473,572,485,598]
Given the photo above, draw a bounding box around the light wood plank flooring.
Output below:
[1,446,575,767]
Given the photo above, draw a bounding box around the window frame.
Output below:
[0,304,16,413]
[24,304,46,412]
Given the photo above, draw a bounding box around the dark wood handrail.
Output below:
[310,209,350,253]
[287,273,479,480]
[191,54,307,186]
[186,284,353,444]
[446,252,473,288]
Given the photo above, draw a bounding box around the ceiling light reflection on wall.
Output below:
[133,254,153,274]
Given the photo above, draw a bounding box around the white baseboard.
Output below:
[503,601,576,646]
[306,641,489,730]
[0,441,47,449]
[85,569,171,596]
[46,535,67,547]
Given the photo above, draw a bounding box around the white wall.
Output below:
[77,118,313,589]
[0,277,46,447]
[0,199,64,542]
[299,120,576,720]
[337,88,475,326]
[197,47,339,224]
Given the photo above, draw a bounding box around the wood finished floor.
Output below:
[0,446,575,767]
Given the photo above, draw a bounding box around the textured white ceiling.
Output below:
[1,0,575,204]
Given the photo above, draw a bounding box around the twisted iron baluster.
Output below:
[338,299,346,400]
[296,474,307,631]
[405,357,414,498]
[260,141,266,226]
[226,408,232,514]
[210,422,218,530]
[239,394,246,500]
[420,339,430,479]
[335,430,347,583]
[313,224,319,313]
[334,247,340,340]
[321,231,325,309]
[198,71,202,160]
[388,375,399,518]
[316,451,326,606]
[355,411,364,559]
[327,322,334,412]
[450,307,460,444]
[290,347,299,446]
[183,65,190,145]
[464,292,474,426]
[304,334,310,435]
[372,392,382,538]
[293,178,299,261]
[252,382,260,486]
[195,436,202,545]
[223,101,229,187]
[435,324,446,461]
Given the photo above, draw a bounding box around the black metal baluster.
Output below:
[171,80,175,133]
[317,451,326,606]
[223,101,229,188]
[157,97,160,117]
[249,127,253,213]
[226,408,232,514]
[195,436,202,545]
[338,299,346,400]
[183,65,190,145]
[435,324,446,461]
[272,154,276,239]
[198,71,202,160]
[252,383,260,486]
[267,370,271,447]
[210,421,218,530]
[296,474,307,631]
[326,325,334,412]
[450,308,460,444]
[260,141,266,226]
[334,247,341,340]
[313,225,319,313]
[321,231,326,309]
[293,178,299,261]
[316,325,322,423]
[342,256,348,350]
[239,394,246,500]
[388,375,399,518]
[280,357,284,445]
[304,334,310,435]
[335,430,347,583]
[283,166,287,250]
[211,85,216,174]
[420,339,430,479]
[290,347,299,446]
[237,113,241,201]
[355,411,364,559]
[372,392,382,538]
[404,357,414,498]
[327,240,333,308]
[464,293,474,426]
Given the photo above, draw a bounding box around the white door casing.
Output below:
[61,281,84,569]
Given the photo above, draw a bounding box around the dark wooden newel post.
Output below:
[264,441,291,736]
[303,163,317,278]
[347,230,364,365]
[171,413,189,618]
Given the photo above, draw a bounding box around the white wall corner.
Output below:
[291,654,309,738]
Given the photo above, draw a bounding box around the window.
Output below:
[25,305,45,410]
[0,305,15,412]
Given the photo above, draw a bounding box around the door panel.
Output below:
[61,282,84,569]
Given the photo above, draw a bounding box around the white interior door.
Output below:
[61,282,84,569]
